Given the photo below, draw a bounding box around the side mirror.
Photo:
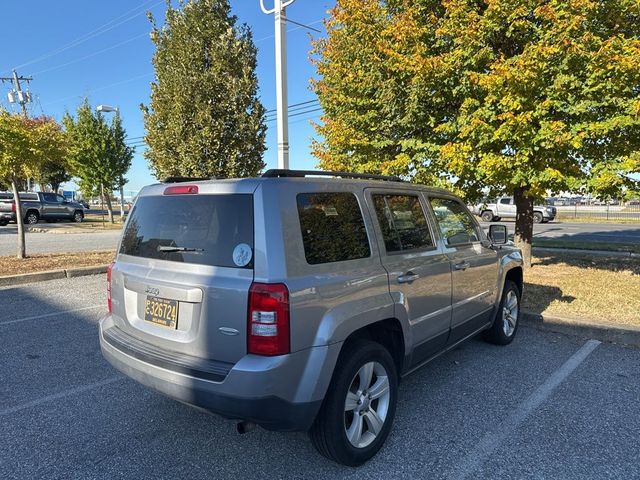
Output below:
[488,224,507,244]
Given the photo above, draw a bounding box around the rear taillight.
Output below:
[106,262,115,313]
[164,185,198,195]
[247,283,290,356]
[11,201,16,212]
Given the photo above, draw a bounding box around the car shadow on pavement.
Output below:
[522,282,575,317]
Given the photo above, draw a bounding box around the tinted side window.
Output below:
[42,193,56,202]
[429,198,480,245]
[297,192,370,265]
[372,194,434,253]
[500,198,511,205]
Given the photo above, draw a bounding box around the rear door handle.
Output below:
[397,272,419,284]
[454,261,470,271]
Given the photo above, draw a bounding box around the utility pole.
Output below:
[260,0,295,170]
[1,69,33,117]
[2,69,34,190]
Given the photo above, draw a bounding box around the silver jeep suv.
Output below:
[99,170,523,466]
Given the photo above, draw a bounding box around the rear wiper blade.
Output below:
[157,246,204,253]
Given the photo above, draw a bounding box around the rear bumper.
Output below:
[99,314,341,431]
[0,212,14,223]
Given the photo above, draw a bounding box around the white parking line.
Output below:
[0,305,103,326]
[0,376,123,417]
[446,339,601,480]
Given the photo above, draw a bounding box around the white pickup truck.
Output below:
[472,196,556,223]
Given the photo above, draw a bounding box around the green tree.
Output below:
[0,111,67,258]
[63,99,133,223]
[313,0,640,266]
[142,0,266,180]
[35,160,72,193]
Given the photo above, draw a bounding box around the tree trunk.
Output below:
[513,186,534,268]
[11,177,26,259]
[104,191,114,224]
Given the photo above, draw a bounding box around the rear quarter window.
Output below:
[120,193,254,268]
[297,192,371,265]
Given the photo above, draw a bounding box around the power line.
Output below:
[42,72,152,107]
[266,103,321,120]
[265,99,318,115]
[5,0,161,74]
[255,18,324,43]
[289,112,323,126]
[266,107,322,122]
[32,33,149,76]
[285,18,322,33]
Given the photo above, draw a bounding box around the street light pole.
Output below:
[96,104,125,222]
[261,0,295,170]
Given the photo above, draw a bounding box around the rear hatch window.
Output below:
[120,194,253,268]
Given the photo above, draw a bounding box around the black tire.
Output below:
[533,212,543,223]
[483,280,521,345]
[25,211,39,225]
[73,211,84,223]
[309,340,398,466]
[0,221,7,227]
[481,210,495,222]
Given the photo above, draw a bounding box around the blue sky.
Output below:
[0,0,335,195]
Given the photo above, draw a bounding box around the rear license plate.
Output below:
[144,297,179,329]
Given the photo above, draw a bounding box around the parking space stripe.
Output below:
[0,376,123,417]
[0,305,103,326]
[446,339,601,480]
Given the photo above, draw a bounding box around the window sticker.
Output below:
[233,243,252,267]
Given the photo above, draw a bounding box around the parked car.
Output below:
[0,192,13,226]
[78,200,90,210]
[99,170,524,466]
[474,196,556,223]
[0,191,85,225]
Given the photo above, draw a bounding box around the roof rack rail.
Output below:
[162,176,210,183]
[261,169,403,182]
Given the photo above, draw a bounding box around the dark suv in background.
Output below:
[0,192,85,225]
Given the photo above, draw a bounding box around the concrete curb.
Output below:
[0,264,109,287]
[521,311,640,347]
[533,246,640,258]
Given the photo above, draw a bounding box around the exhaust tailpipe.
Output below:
[237,421,257,434]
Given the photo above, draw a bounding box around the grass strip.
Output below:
[0,251,114,277]
[524,253,640,327]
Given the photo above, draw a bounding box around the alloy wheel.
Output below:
[502,289,519,337]
[344,361,391,449]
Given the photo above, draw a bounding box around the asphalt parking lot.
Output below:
[0,228,121,256]
[1,275,639,479]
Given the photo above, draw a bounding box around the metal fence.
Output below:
[554,204,640,221]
